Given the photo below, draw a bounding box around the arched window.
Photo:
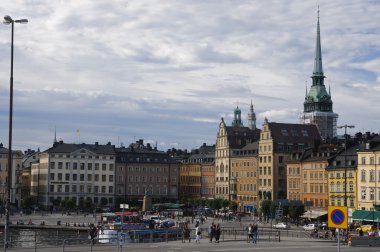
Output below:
[330,182,334,192]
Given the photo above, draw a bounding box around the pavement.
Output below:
[0,213,377,251]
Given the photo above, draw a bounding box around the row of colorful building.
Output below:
[0,11,378,223]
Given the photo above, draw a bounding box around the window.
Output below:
[109,164,114,171]
[88,163,92,170]
[370,170,375,182]
[50,173,55,180]
[65,185,70,193]
[370,188,375,200]
[50,185,54,192]
[95,163,99,170]
[65,162,70,170]
[336,182,341,192]
[58,162,63,169]
[102,186,106,193]
[370,157,374,165]
[102,164,106,171]
[50,162,55,169]
[361,157,366,165]
[80,163,85,170]
[73,174,77,181]
[361,170,366,182]
[72,185,77,192]
[88,174,92,181]
[80,174,84,181]
[102,175,106,182]
[58,173,62,181]
[109,186,113,193]
[95,174,99,181]
[109,175,114,182]
[65,174,70,181]
[330,182,334,192]
[361,187,366,200]
[73,163,78,170]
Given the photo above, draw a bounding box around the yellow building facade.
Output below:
[327,145,358,209]
[357,144,380,211]
[230,142,259,211]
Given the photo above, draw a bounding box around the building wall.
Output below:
[179,163,202,199]
[201,163,215,199]
[357,150,380,210]
[302,161,329,209]
[327,167,357,209]
[287,162,302,201]
[231,156,258,211]
[258,122,274,201]
[0,149,23,207]
[215,121,230,200]
[32,148,116,208]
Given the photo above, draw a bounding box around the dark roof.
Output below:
[268,123,321,143]
[326,144,361,170]
[45,142,115,155]
[225,126,260,149]
[115,147,178,164]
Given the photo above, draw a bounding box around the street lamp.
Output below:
[337,124,355,207]
[3,15,28,250]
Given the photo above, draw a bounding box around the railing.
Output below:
[0,227,318,251]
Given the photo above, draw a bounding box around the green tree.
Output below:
[229,201,238,212]
[289,202,305,225]
[261,200,272,222]
[21,196,35,209]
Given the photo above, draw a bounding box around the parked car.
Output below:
[356,225,376,233]
[303,223,317,231]
[272,222,290,229]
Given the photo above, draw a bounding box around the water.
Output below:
[1,228,90,248]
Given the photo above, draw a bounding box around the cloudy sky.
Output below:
[0,0,379,152]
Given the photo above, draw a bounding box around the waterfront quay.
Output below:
[0,212,377,251]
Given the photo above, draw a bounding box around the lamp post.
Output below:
[337,124,355,207]
[3,15,28,250]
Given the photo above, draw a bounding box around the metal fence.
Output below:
[0,227,313,251]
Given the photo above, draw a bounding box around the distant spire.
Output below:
[329,81,331,96]
[248,100,256,130]
[54,126,57,144]
[305,80,308,98]
[312,6,324,80]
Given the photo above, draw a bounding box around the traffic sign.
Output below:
[328,206,348,229]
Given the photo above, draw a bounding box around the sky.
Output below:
[0,0,379,153]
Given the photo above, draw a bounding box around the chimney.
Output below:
[95,142,99,146]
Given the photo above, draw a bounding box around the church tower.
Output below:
[302,9,338,140]
[247,100,256,130]
[232,106,243,127]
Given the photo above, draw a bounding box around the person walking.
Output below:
[195,225,201,243]
[252,224,258,244]
[208,223,215,243]
[215,224,221,243]
[182,223,191,243]
[247,224,253,242]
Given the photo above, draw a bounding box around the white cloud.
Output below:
[0,0,379,151]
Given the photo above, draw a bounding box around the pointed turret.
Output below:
[232,106,243,127]
[301,7,338,140]
[247,100,256,130]
[312,7,324,81]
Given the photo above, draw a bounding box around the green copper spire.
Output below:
[232,106,243,127]
[304,7,332,113]
[312,6,325,84]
